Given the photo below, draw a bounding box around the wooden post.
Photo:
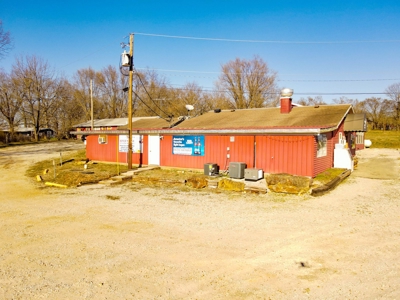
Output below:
[127,33,134,169]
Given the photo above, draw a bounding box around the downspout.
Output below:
[253,135,256,168]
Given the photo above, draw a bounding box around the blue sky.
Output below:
[1,0,400,103]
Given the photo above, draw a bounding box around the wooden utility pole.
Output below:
[90,79,94,130]
[127,33,134,169]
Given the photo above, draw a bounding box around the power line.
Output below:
[134,69,173,120]
[281,79,400,82]
[166,84,388,96]
[135,32,400,44]
[135,68,400,82]
[132,90,170,121]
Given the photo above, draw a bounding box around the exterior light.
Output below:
[281,88,293,98]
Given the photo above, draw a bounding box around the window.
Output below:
[356,132,364,144]
[316,134,327,157]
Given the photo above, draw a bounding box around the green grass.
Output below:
[314,168,346,185]
[365,130,400,148]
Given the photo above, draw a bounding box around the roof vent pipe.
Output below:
[280,88,293,114]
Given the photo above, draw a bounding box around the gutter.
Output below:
[71,126,338,136]
[70,130,129,135]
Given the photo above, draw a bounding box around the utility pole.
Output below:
[127,33,134,169]
[90,79,94,130]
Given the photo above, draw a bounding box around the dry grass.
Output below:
[26,149,130,187]
[26,150,343,196]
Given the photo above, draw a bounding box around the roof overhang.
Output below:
[154,127,337,135]
[344,113,367,132]
[71,126,338,136]
[70,130,129,135]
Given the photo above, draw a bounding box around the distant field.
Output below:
[365,130,400,148]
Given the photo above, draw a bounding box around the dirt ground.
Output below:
[0,141,399,299]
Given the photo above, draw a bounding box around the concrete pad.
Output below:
[111,175,132,181]
[99,180,121,185]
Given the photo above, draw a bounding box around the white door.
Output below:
[148,135,160,165]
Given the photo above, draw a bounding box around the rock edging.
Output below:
[311,169,352,196]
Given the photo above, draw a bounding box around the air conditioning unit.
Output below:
[204,163,219,176]
[98,135,107,144]
[245,168,264,181]
[229,162,246,179]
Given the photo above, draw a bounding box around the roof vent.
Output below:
[214,109,221,113]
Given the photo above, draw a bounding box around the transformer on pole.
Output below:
[126,34,134,169]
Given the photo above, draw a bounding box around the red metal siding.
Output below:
[312,120,352,176]
[86,132,339,177]
[255,136,314,177]
[86,134,147,166]
[313,132,334,177]
[160,135,255,170]
[86,135,119,162]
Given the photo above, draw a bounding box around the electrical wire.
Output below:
[134,69,173,119]
[131,90,170,122]
[134,68,400,82]
[150,84,388,96]
[134,32,400,44]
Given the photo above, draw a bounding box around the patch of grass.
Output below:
[136,168,203,181]
[26,149,130,187]
[106,195,120,200]
[365,130,400,148]
[314,168,346,185]
[270,193,293,203]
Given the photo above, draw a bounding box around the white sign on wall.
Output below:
[119,135,142,153]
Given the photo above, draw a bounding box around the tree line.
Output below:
[0,54,281,141]
[1,21,400,142]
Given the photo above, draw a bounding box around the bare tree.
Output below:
[332,96,364,113]
[12,55,65,141]
[362,97,393,130]
[385,82,400,130]
[217,56,278,109]
[51,79,82,138]
[0,20,13,60]
[96,65,128,118]
[133,70,171,119]
[72,67,105,121]
[0,70,22,139]
[298,96,326,106]
[168,83,206,118]
[201,91,232,112]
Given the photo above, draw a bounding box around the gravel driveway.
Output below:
[0,142,399,299]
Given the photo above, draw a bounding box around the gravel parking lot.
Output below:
[0,141,399,299]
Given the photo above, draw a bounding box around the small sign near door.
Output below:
[119,135,142,153]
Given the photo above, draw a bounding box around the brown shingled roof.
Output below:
[119,117,171,130]
[173,104,352,131]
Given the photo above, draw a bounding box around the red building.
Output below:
[72,98,366,178]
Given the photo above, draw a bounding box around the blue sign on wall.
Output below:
[172,135,205,156]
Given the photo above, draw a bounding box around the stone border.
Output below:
[311,169,352,196]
